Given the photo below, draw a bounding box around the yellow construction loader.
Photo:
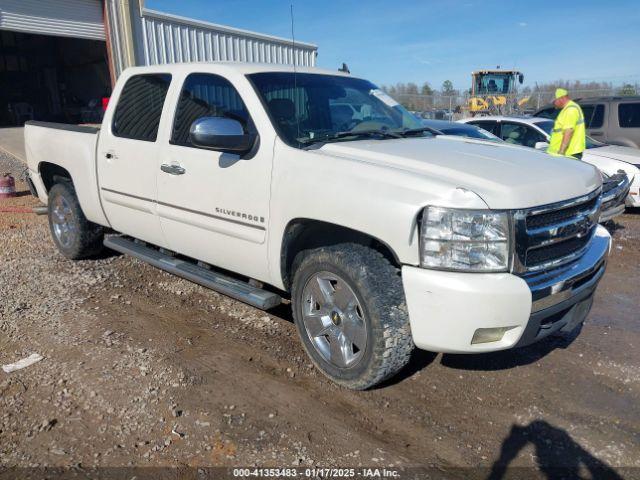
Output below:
[468,69,530,115]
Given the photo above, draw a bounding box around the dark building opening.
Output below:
[0,30,111,126]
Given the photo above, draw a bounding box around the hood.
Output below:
[315,136,601,209]
[587,145,640,176]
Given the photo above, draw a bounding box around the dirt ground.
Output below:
[1,151,639,478]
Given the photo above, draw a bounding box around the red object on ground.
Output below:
[0,173,16,199]
[0,206,35,213]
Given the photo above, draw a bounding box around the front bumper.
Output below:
[402,225,611,353]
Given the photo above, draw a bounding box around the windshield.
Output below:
[248,72,423,148]
[534,120,604,149]
[475,74,512,95]
[438,125,502,142]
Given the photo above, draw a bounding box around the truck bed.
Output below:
[25,120,101,134]
[24,120,109,227]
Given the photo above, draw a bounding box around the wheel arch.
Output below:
[280,218,401,292]
[39,162,74,193]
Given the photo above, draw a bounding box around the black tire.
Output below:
[291,243,414,390]
[47,182,104,259]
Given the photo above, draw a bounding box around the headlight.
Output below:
[420,206,510,272]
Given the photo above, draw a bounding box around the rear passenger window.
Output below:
[171,73,251,147]
[112,74,171,142]
[581,104,604,128]
[534,107,557,120]
[618,103,640,128]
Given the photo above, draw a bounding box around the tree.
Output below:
[406,83,419,95]
[421,82,434,96]
[618,83,637,96]
[441,80,455,96]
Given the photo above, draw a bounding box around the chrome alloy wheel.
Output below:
[51,194,77,249]
[301,272,368,368]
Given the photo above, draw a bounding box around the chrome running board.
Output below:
[104,236,282,310]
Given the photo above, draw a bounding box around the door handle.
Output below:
[161,164,186,175]
[590,131,603,136]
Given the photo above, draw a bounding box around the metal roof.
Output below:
[142,8,317,49]
[138,8,317,70]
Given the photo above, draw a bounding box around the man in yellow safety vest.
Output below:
[547,88,586,159]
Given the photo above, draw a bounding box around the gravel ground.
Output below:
[1,150,639,478]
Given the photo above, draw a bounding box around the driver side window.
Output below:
[500,122,546,148]
[171,73,251,147]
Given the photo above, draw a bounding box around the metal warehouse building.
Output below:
[0,0,317,126]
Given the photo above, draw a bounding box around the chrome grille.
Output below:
[513,189,601,274]
[525,195,598,230]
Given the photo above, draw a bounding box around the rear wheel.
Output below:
[48,182,104,259]
[291,243,414,390]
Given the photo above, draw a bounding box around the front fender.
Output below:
[265,140,488,289]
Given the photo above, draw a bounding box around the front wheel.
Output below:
[291,244,414,390]
[48,182,104,259]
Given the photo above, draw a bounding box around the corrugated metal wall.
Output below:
[0,0,105,40]
[139,9,317,68]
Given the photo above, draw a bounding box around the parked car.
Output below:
[421,119,502,142]
[459,116,640,209]
[534,97,640,148]
[25,63,610,389]
[420,109,454,121]
[427,118,629,222]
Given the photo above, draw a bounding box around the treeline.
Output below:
[526,80,637,96]
[382,79,637,98]
[381,79,637,111]
[381,80,458,97]
[381,81,459,111]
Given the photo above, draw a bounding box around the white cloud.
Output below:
[518,22,528,27]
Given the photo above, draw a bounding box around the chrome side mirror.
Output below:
[189,117,257,154]
[534,141,549,150]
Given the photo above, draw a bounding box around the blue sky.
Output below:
[147,0,640,90]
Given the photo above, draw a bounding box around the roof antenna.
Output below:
[290,3,300,141]
[339,63,350,74]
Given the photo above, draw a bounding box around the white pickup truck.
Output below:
[25,63,611,389]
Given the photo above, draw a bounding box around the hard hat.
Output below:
[555,88,569,99]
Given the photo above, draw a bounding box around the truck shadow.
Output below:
[266,303,580,377]
[602,219,625,235]
[487,420,623,480]
[439,326,581,372]
[624,206,640,215]
[377,349,438,388]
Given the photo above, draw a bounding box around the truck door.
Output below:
[156,73,273,282]
[97,73,172,248]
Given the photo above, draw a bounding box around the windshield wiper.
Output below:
[301,129,402,149]
[332,129,403,140]
[398,126,442,137]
